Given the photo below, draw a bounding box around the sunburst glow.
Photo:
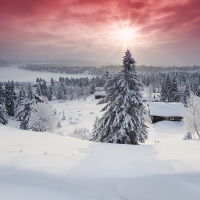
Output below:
[107,22,139,59]
[115,27,136,42]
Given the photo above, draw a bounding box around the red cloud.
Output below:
[0,0,200,64]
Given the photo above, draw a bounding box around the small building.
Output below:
[147,102,184,123]
[95,91,106,99]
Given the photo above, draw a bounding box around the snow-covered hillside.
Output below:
[1,96,200,200]
[0,67,200,200]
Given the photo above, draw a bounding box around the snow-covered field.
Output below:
[0,67,200,200]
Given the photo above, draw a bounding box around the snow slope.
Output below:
[1,98,200,200]
[0,68,200,200]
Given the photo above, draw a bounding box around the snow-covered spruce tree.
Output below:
[41,80,52,101]
[170,72,180,102]
[182,83,190,107]
[19,85,45,130]
[56,83,66,100]
[5,81,16,116]
[92,50,147,145]
[48,84,53,101]
[14,86,26,121]
[91,116,99,140]
[182,94,200,138]
[28,102,59,132]
[0,104,8,125]
[190,77,199,94]
[0,82,6,104]
[36,82,42,96]
[160,74,171,102]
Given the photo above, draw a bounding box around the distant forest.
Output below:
[19,64,200,90]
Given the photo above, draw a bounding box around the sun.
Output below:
[107,22,139,58]
[115,27,136,43]
[110,22,138,50]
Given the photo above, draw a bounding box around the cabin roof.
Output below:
[94,91,106,96]
[148,102,184,116]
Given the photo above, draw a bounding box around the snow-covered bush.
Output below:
[28,102,59,132]
[183,131,192,140]
[69,127,92,140]
[182,94,200,138]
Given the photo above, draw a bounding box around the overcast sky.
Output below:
[0,0,200,66]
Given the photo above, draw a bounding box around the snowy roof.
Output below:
[148,102,184,116]
[95,91,106,96]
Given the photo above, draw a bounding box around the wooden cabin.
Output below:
[147,102,184,123]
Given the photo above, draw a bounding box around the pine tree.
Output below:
[160,74,171,102]
[0,104,8,125]
[190,77,199,94]
[170,72,180,102]
[41,80,50,100]
[36,81,42,96]
[182,83,191,107]
[15,86,26,121]
[19,85,45,130]
[92,50,147,145]
[0,82,6,105]
[5,81,16,116]
[91,116,99,140]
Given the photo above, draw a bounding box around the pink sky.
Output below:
[0,0,200,65]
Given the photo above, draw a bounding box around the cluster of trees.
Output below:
[20,63,200,87]
[0,81,16,124]
[34,76,106,101]
[20,65,92,74]
[19,64,122,76]
[160,73,180,102]
[0,75,107,130]
[0,81,59,132]
[159,72,199,106]
[0,75,107,128]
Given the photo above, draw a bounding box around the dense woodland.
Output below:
[0,63,200,136]
[20,64,200,90]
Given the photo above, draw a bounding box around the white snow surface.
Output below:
[1,98,200,200]
[148,102,184,116]
[0,68,200,200]
[0,66,95,82]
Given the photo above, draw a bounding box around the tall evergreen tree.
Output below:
[19,85,45,130]
[5,81,16,116]
[170,72,180,102]
[92,50,147,145]
[91,116,99,140]
[190,77,199,94]
[182,83,191,107]
[48,85,53,101]
[0,104,8,125]
[15,86,26,121]
[38,80,52,101]
[160,74,171,102]
[36,81,42,96]
[0,82,6,105]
